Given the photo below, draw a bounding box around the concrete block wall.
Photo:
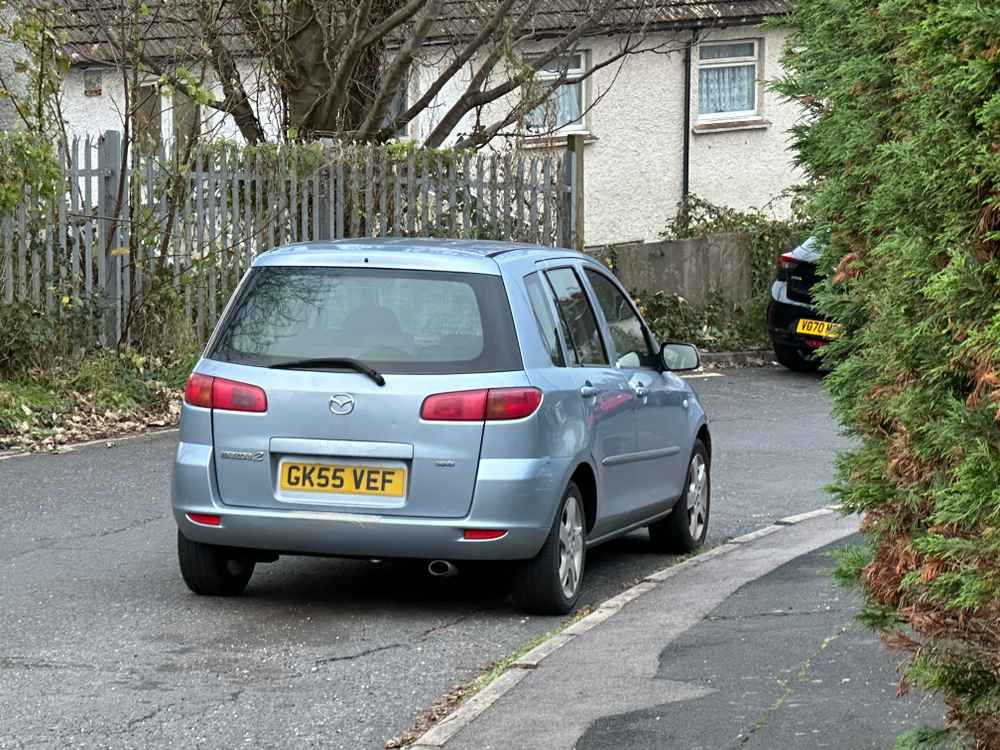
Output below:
[589,232,751,305]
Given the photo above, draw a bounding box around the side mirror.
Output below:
[660,342,701,372]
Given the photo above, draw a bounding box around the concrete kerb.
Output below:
[404,506,843,748]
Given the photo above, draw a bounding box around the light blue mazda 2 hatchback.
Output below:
[172,239,711,614]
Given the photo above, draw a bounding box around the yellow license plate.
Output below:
[796,319,842,339]
[279,462,406,497]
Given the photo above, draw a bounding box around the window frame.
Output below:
[542,265,610,368]
[524,51,589,136]
[523,271,568,367]
[206,266,523,375]
[83,68,103,97]
[582,267,659,371]
[695,39,761,122]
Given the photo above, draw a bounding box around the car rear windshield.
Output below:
[208,267,522,374]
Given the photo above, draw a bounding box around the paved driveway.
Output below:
[0,368,846,749]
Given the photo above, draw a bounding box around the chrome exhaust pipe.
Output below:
[428,559,458,578]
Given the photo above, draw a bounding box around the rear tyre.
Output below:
[773,342,821,373]
[649,441,710,554]
[177,530,255,596]
[515,482,586,615]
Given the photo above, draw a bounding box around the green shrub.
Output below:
[663,193,812,299]
[632,289,764,351]
[0,292,105,376]
[637,194,813,351]
[775,0,1000,747]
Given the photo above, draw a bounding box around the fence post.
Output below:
[98,130,123,345]
[562,134,585,250]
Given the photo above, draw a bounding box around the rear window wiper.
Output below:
[268,357,386,386]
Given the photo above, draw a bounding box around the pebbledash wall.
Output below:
[58,62,283,146]
[51,23,801,248]
[410,23,803,247]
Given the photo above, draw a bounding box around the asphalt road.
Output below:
[0,367,847,749]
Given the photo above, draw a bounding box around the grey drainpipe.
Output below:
[682,31,696,200]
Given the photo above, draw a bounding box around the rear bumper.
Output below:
[172,442,562,561]
[767,297,826,354]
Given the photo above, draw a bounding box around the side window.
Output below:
[545,267,608,366]
[585,270,656,369]
[524,273,565,366]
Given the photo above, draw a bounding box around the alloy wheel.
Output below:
[558,495,585,599]
[687,454,708,541]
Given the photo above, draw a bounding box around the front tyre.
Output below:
[177,530,255,596]
[515,482,586,615]
[649,440,710,554]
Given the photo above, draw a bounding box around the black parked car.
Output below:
[766,237,841,372]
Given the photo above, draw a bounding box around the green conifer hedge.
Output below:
[774,2,1000,747]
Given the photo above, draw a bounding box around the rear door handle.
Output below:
[580,384,599,398]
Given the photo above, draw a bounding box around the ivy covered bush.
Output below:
[775,1,1000,746]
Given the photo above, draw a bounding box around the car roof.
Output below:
[253,238,588,275]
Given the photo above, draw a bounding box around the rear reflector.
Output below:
[463,529,507,541]
[184,373,214,408]
[421,387,542,421]
[187,513,221,526]
[486,387,543,420]
[213,377,268,412]
[183,373,267,412]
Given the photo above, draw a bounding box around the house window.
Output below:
[525,53,587,134]
[172,88,201,156]
[384,69,409,138]
[135,84,162,153]
[697,41,760,120]
[83,69,102,97]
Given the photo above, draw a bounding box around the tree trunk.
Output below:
[284,0,406,137]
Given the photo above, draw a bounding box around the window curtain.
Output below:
[699,64,756,115]
[527,81,583,130]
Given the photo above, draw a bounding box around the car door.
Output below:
[539,265,640,537]
[582,266,691,516]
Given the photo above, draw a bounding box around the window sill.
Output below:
[519,132,598,149]
[692,118,770,135]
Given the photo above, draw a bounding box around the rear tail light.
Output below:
[776,252,801,281]
[463,529,508,540]
[421,387,542,421]
[184,373,214,408]
[420,389,489,421]
[778,252,800,270]
[187,513,221,526]
[212,377,268,412]
[183,373,268,412]
[485,387,543,420]
[776,252,801,279]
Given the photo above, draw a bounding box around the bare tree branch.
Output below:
[195,0,265,142]
[355,0,440,140]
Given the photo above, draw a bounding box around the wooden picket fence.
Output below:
[0,131,576,344]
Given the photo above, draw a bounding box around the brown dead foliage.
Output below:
[921,557,947,583]
[0,391,181,454]
[971,190,1000,260]
[881,419,944,487]
[966,351,1000,414]
[831,252,862,285]
[864,534,917,608]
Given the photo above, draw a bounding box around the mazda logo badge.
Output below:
[329,394,356,415]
